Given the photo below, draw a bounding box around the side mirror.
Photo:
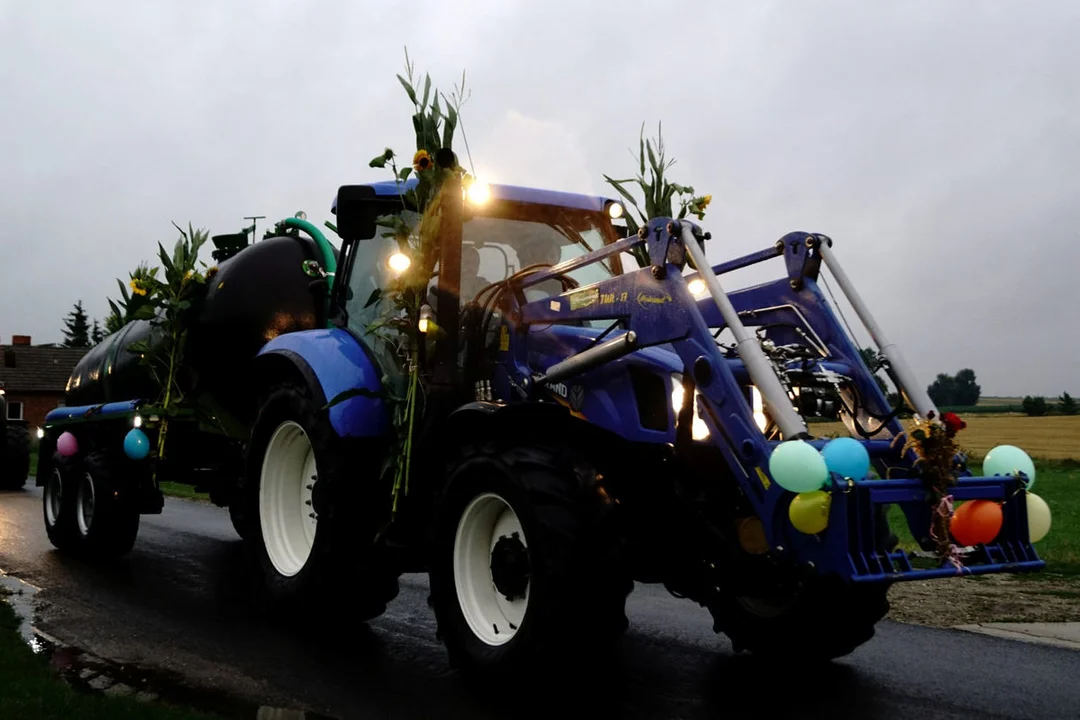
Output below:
[333,185,379,241]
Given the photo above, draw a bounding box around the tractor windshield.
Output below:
[461,200,621,303]
[344,201,622,331]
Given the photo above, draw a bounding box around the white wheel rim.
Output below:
[45,469,63,527]
[76,472,95,537]
[259,421,318,578]
[453,492,530,646]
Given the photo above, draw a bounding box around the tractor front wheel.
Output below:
[242,383,398,620]
[710,576,890,662]
[429,442,630,679]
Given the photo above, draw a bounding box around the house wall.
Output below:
[5,391,64,428]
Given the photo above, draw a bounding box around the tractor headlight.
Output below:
[466,181,491,205]
[387,251,412,275]
[606,201,624,219]
[751,385,768,432]
[671,376,711,440]
[36,427,44,439]
[687,277,707,298]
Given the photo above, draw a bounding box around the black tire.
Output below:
[429,441,631,679]
[0,424,31,490]
[70,451,141,559]
[43,453,81,551]
[228,501,249,540]
[709,576,890,661]
[241,383,399,620]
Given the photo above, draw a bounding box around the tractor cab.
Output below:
[331,178,629,307]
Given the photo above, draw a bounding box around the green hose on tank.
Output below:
[278,215,338,326]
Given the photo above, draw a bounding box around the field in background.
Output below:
[814,414,1080,461]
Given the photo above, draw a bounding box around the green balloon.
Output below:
[983,445,1036,489]
[768,440,829,493]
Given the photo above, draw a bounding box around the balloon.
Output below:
[983,445,1036,489]
[1026,492,1052,543]
[768,440,829,493]
[821,437,871,481]
[123,428,150,460]
[788,490,832,534]
[950,500,1004,547]
[56,431,78,457]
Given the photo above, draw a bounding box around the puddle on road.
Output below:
[0,570,336,720]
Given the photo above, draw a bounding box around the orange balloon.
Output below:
[950,500,1004,546]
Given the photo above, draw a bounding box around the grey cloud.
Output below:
[1,0,1075,395]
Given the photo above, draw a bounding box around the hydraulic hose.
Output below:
[281,217,338,292]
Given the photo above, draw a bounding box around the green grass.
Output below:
[0,593,218,719]
[886,460,1080,578]
[157,482,211,502]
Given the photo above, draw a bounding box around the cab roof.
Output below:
[331,178,618,215]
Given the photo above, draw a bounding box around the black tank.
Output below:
[64,234,336,414]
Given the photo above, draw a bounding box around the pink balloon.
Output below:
[56,431,78,457]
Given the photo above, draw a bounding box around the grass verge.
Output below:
[0,592,218,719]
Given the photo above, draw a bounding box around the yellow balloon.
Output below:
[789,490,832,534]
[1026,492,1052,543]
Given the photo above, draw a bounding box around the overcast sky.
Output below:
[1,1,1077,396]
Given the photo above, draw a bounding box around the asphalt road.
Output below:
[2,484,1079,720]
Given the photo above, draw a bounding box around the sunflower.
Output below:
[413,149,433,172]
[130,278,148,297]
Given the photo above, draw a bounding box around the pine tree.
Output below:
[90,319,105,344]
[62,300,91,348]
[1059,391,1077,416]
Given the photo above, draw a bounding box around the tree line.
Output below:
[860,350,1075,417]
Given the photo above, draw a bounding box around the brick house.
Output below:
[0,335,87,428]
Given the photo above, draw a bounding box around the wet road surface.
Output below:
[2,485,1079,719]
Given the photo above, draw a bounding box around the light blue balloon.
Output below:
[983,445,1036,488]
[124,428,150,460]
[821,437,871,481]
[768,440,829,493]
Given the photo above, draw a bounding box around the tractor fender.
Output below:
[254,328,390,439]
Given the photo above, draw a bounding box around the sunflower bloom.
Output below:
[413,149,432,172]
[130,279,147,296]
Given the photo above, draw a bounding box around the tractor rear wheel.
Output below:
[709,576,890,662]
[0,424,31,490]
[429,441,631,678]
[242,383,398,620]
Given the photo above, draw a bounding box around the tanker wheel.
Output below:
[0,424,31,490]
[71,451,141,559]
[43,453,81,552]
[243,383,398,620]
[429,441,631,679]
[709,575,890,662]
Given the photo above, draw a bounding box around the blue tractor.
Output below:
[38,175,1044,678]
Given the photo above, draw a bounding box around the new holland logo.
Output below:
[549,382,569,398]
[636,291,673,308]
